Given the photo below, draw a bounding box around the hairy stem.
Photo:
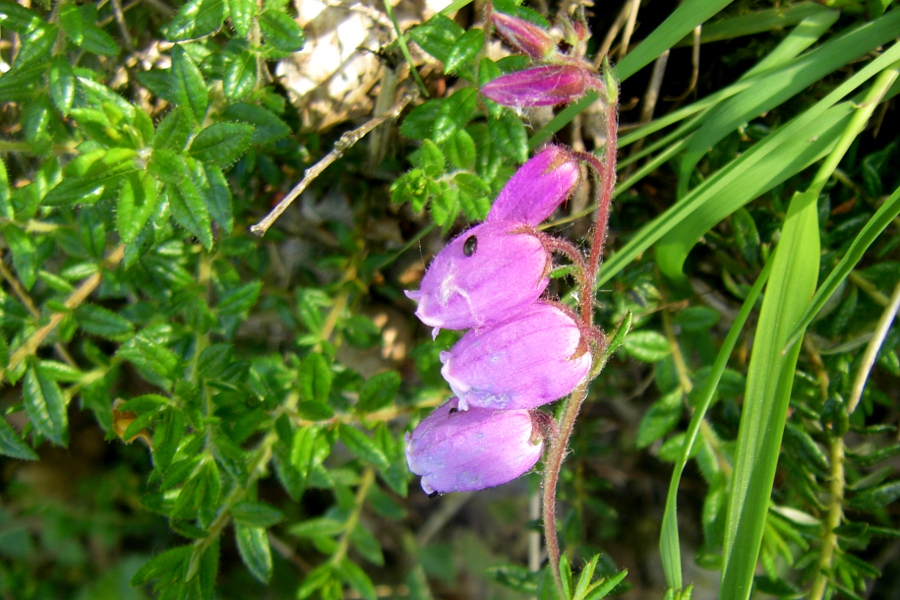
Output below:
[579,98,618,326]
[542,381,589,593]
[543,70,619,597]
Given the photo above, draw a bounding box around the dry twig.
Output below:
[250,89,419,237]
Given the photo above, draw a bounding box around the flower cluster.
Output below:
[404,147,596,495]
[481,10,604,108]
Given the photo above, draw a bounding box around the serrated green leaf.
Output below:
[0,417,39,460]
[170,45,208,123]
[299,353,332,404]
[58,4,83,44]
[400,100,441,140]
[221,103,291,144]
[235,523,272,583]
[0,157,11,220]
[297,401,334,421]
[408,14,464,63]
[224,50,257,99]
[232,501,284,528]
[81,23,119,56]
[16,22,55,67]
[430,183,459,227]
[153,107,192,151]
[622,330,671,362]
[167,0,226,41]
[152,409,185,471]
[445,28,483,75]
[131,545,191,586]
[444,129,476,170]
[433,88,477,144]
[357,371,400,413]
[636,389,683,449]
[23,363,68,446]
[0,333,8,368]
[848,480,900,511]
[117,171,160,244]
[3,224,36,290]
[338,424,390,470]
[672,307,720,332]
[489,111,528,163]
[259,9,305,52]
[195,162,233,234]
[45,357,88,386]
[167,179,214,249]
[227,0,256,36]
[337,559,377,600]
[216,281,262,315]
[0,0,45,34]
[289,516,346,538]
[188,122,254,166]
[44,162,138,207]
[49,54,75,115]
[75,304,135,340]
[414,140,445,178]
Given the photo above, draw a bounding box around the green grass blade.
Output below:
[620,8,836,164]
[595,101,850,289]
[786,183,900,349]
[674,2,833,45]
[652,40,900,281]
[719,189,820,600]
[529,0,733,149]
[677,9,900,197]
[659,256,774,589]
[739,8,838,79]
[785,63,900,349]
[719,61,900,600]
[383,0,429,97]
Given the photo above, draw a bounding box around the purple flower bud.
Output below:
[487,146,580,226]
[492,12,555,60]
[481,64,594,108]
[440,302,592,410]
[405,221,549,334]
[405,398,544,494]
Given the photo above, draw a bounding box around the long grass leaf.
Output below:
[595,101,849,288]
[653,42,900,281]
[673,2,831,45]
[529,0,733,149]
[677,9,900,197]
[786,183,900,349]
[719,189,820,600]
[719,61,900,600]
[659,256,774,589]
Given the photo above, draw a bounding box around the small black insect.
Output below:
[427,491,441,499]
[448,407,459,414]
[463,235,478,257]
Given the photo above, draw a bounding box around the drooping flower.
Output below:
[481,64,600,108]
[441,301,592,411]
[405,221,549,334]
[491,12,556,61]
[405,398,544,495]
[487,146,580,226]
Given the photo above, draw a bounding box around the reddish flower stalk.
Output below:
[541,62,619,596]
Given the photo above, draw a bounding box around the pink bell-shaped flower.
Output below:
[491,12,556,60]
[405,221,549,334]
[481,64,596,108]
[440,301,592,410]
[487,146,580,226]
[405,398,544,495]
